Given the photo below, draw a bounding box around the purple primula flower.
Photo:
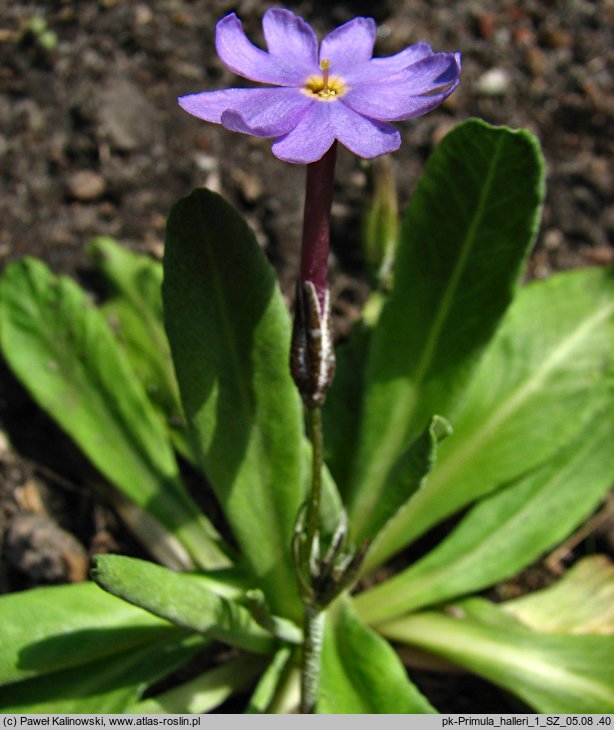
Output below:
[179,8,461,164]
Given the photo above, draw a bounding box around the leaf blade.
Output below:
[504,555,614,635]
[317,600,436,713]
[163,189,306,619]
[357,415,452,544]
[355,402,614,623]
[367,266,614,568]
[88,236,192,461]
[0,631,202,713]
[0,582,175,686]
[131,655,264,714]
[347,120,545,538]
[92,554,278,655]
[0,258,229,569]
[379,599,614,713]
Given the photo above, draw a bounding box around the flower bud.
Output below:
[363,155,399,290]
[290,281,336,407]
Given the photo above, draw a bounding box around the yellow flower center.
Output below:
[303,59,347,101]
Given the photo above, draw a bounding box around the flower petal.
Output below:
[221,89,313,137]
[370,41,434,74]
[178,87,286,124]
[331,103,401,158]
[271,104,336,164]
[262,8,319,75]
[391,52,461,94]
[215,13,307,86]
[320,17,377,73]
[342,54,461,121]
[345,83,459,122]
[342,41,434,84]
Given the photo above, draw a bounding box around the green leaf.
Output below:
[322,291,385,497]
[163,189,306,619]
[317,600,437,713]
[346,120,545,538]
[246,646,294,713]
[356,403,614,623]
[504,555,614,635]
[0,631,202,713]
[322,321,371,493]
[379,598,614,713]
[367,266,614,568]
[92,555,278,654]
[88,237,193,462]
[0,258,230,570]
[0,581,203,713]
[131,655,264,714]
[356,415,451,545]
[0,582,174,687]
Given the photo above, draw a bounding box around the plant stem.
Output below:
[302,405,323,566]
[293,142,337,713]
[297,405,325,713]
[300,142,337,310]
[300,604,325,713]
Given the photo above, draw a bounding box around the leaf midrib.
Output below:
[427,298,614,491]
[410,136,506,389]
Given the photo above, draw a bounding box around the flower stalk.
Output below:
[290,142,337,408]
[289,141,371,713]
[300,141,337,310]
[302,406,324,569]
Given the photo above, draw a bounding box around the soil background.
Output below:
[1,0,613,713]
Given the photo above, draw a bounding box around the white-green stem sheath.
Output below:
[300,605,325,713]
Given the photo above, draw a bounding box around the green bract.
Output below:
[1,120,613,713]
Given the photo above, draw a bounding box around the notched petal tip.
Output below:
[215,11,308,86]
[216,11,239,25]
[215,13,318,86]
[262,6,319,72]
[263,6,309,27]
[320,16,377,68]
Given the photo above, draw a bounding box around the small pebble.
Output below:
[134,4,153,25]
[67,170,106,201]
[475,68,511,96]
[543,228,564,250]
[232,169,263,204]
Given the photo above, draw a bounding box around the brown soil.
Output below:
[1,0,613,713]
